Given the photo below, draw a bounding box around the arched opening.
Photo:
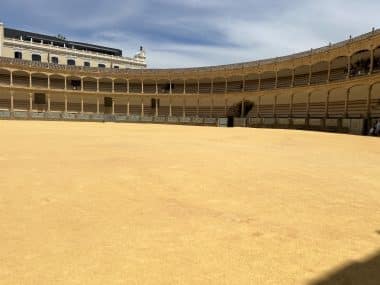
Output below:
[309,90,328,118]
[129,79,142,93]
[199,78,212,94]
[311,61,329,84]
[348,85,369,118]
[171,78,185,94]
[67,76,81,90]
[31,54,42,62]
[157,79,171,94]
[277,69,292,88]
[275,94,291,118]
[260,71,276,90]
[31,73,48,88]
[33,93,46,111]
[213,77,226,94]
[114,78,127,93]
[244,73,259,92]
[12,71,29,87]
[227,76,243,93]
[293,92,308,118]
[0,69,11,86]
[143,79,157,94]
[104,96,113,114]
[370,82,380,118]
[373,46,380,73]
[50,74,65,90]
[330,56,348,81]
[99,78,112,93]
[293,65,310,87]
[184,79,197,94]
[350,50,371,77]
[328,88,346,118]
[83,77,97,92]
[259,94,275,117]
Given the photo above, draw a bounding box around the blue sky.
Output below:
[1,0,379,68]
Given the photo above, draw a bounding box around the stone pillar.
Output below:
[224,96,228,117]
[169,96,172,117]
[325,91,330,119]
[64,76,67,90]
[10,91,14,112]
[347,56,351,79]
[210,95,214,117]
[344,88,350,118]
[197,80,200,94]
[210,79,214,94]
[306,92,311,119]
[182,96,186,118]
[112,79,115,93]
[155,97,158,117]
[291,69,295,87]
[289,94,294,118]
[196,95,199,117]
[80,96,84,113]
[96,97,100,114]
[224,78,227,94]
[258,74,261,90]
[97,79,99,92]
[257,96,261,118]
[169,80,172,94]
[64,95,68,113]
[242,77,246,92]
[183,79,186,95]
[127,99,130,116]
[327,61,331,83]
[80,77,83,92]
[29,93,33,111]
[141,98,144,116]
[112,98,115,115]
[155,81,158,94]
[29,73,32,88]
[127,79,130,94]
[273,96,277,117]
[48,75,51,90]
[141,79,144,94]
[10,71,13,86]
[275,71,278,89]
[47,94,51,112]
[308,65,312,85]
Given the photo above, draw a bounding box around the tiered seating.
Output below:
[33,103,47,112]
[0,72,10,85]
[347,100,367,118]
[99,82,112,92]
[32,77,48,88]
[277,76,292,88]
[50,78,65,89]
[144,84,156,93]
[213,82,225,93]
[83,81,97,92]
[275,104,290,118]
[293,74,309,86]
[172,84,184,94]
[185,83,197,94]
[260,78,275,90]
[84,103,97,113]
[310,71,328,85]
[199,83,211,94]
[330,68,346,81]
[50,101,65,111]
[244,80,259,92]
[246,106,258,118]
[129,84,141,93]
[114,83,127,93]
[171,106,183,116]
[185,106,198,117]
[212,107,226,118]
[227,81,242,93]
[14,99,29,110]
[370,99,380,117]
[67,102,81,112]
[0,99,10,109]
[114,104,127,114]
[13,74,29,87]
[292,103,307,118]
[158,106,170,116]
[198,107,211,117]
[143,105,154,116]
[129,105,141,115]
[328,101,345,118]
[308,102,326,118]
[258,105,274,117]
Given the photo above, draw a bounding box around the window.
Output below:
[98,63,106,68]
[70,80,81,90]
[32,54,42,62]
[34,93,46,105]
[104,97,113,107]
[151,98,160,108]
[84,62,90,67]
[113,65,119,69]
[51,56,59,64]
[14,51,22,59]
[67,59,76,66]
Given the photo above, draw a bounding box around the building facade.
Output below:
[0,22,146,69]
[0,24,379,133]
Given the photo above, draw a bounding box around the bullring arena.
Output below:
[1,26,380,285]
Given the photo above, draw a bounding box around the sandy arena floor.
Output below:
[0,120,379,285]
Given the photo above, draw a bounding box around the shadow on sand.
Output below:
[309,250,380,285]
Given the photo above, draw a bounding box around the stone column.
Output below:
[273,96,277,117]
[344,88,350,118]
[241,99,245,118]
[367,85,373,118]
[81,77,83,92]
[10,71,13,86]
[97,79,99,93]
[127,99,130,116]
[169,96,172,117]
[64,95,68,113]
[258,74,262,90]
[308,65,312,85]
[257,96,261,118]
[141,79,144,94]
[155,97,158,117]
[182,96,186,118]
[183,79,186,95]
[210,95,214,117]
[80,96,84,113]
[47,94,51,112]
[347,56,351,79]
[210,79,214,94]
[141,98,144,116]
[291,69,295,87]
[275,71,278,89]
[64,76,67,90]
[224,78,227,94]
[325,91,330,118]
[224,96,228,117]
[112,79,115,93]
[10,91,14,112]
[29,74,32,88]
[127,79,130,94]
[306,92,311,119]
[196,95,199,117]
[96,97,100,114]
[155,81,158,94]
[29,93,33,111]
[169,80,172,94]
[48,75,51,90]
[242,77,246,92]
[289,94,294,118]
[327,61,331,83]
[197,80,200,94]
[112,98,115,115]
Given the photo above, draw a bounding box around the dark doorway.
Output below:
[14,51,22,59]
[104,97,112,114]
[227,116,234,127]
[32,54,41,62]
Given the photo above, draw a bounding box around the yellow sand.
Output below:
[0,121,379,285]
